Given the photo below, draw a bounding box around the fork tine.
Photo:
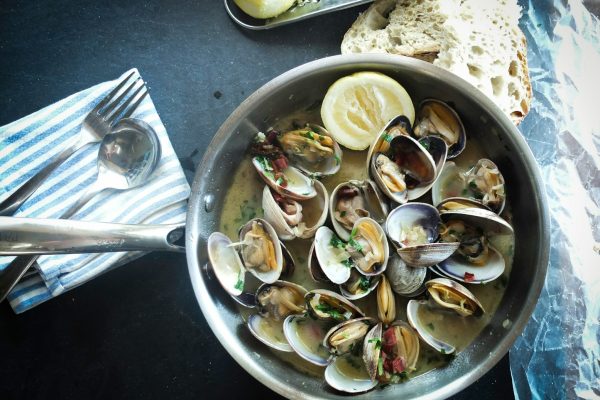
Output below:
[120,90,149,120]
[91,70,136,113]
[105,83,146,125]
[100,77,141,117]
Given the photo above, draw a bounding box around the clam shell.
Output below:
[437,197,492,212]
[247,314,293,352]
[207,232,246,296]
[439,207,514,236]
[362,322,382,382]
[408,135,448,200]
[307,240,330,283]
[280,241,295,277]
[305,289,365,322]
[350,217,389,277]
[262,180,328,240]
[330,179,389,241]
[425,277,485,317]
[435,245,505,284]
[385,254,427,297]
[238,218,283,284]
[413,99,466,159]
[283,314,330,366]
[323,317,376,356]
[314,226,352,284]
[386,203,457,267]
[406,300,455,354]
[280,123,343,177]
[255,280,308,320]
[252,156,317,201]
[324,355,378,394]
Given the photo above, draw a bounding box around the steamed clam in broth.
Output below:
[215,103,514,391]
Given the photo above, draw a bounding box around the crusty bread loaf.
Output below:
[341,0,532,124]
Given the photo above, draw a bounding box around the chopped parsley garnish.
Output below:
[342,258,354,268]
[468,181,478,189]
[359,276,371,291]
[348,238,363,252]
[421,141,430,150]
[315,303,343,320]
[368,338,382,349]
[441,348,446,354]
[377,356,384,376]
[234,271,244,291]
[301,130,315,140]
[256,156,274,179]
[461,189,469,195]
[350,227,358,239]
[427,322,435,331]
[329,234,346,249]
[275,177,284,186]
[340,210,347,217]
[383,133,393,143]
[334,154,341,166]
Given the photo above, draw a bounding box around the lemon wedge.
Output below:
[321,72,415,150]
[234,0,296,19]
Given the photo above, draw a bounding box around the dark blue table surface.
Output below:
[0,1,514,399]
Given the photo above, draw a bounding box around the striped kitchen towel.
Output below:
[0,69,190,313]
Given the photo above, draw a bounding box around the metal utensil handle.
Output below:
[0,140,83,217]
[0,217,185,255]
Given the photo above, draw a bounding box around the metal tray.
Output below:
[224,0,372,30]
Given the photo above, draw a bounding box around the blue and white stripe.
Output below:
[0,69,190,313]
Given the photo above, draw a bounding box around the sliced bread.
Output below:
[341,0,532,124]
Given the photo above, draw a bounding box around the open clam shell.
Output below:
[413,99,466,159]
[207,232,246,296]
[307,240,330,283]
[330,179,389,241]
[363,321,419,382]
[283,314,331,366]
[435,246,505,284]
[369,135,436,204]
[425,278,485,317]
[385,254,428,297]
[238,218,283,284]
[386,203,458,267]
[305,289,365,322]
[314,226,352,284]
[279,241,295,278]
[247,314,293,352]
[262,180,329,240]
[347,217,389,277]
[339,269,380,301]
[432,160,506,214]
[440,207,514,237]
[323,317,376,356]
[252,156,317,201]
[255,280,308,321]
[406,300,456,354]
[437,197,492,212]
[278,123,343,177]
[324,354,378,394]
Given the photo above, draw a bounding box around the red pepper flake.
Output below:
[464,272,475,282]
[392,357,406,374]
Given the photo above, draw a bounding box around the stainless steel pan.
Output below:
[185,54,550,399]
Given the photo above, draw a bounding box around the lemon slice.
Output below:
[321,72,415,150]
[234,0,296,19]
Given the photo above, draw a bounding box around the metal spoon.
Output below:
[0,118,161,302]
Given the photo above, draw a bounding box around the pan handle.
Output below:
[0,217,186,256]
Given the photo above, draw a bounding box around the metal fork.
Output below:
[0,71,148,216]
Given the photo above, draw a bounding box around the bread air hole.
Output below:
[491,76,505,96]
[467,64,484,79]
[508,60,518,77]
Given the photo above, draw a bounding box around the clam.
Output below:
[262,179,328,240]
[436,207,513,283]
[406,279,484,354]
[385,254,428,297]
[413,99,466,159]
[248,313,294,352]
[278,124,343,177]
[340,269,380,300]
[307,240,330,283]
[408,135,448,200]
[368,121,437,204]
[425,278,485,317]
[363,321,420,383]
[376,275,396,325]
[256,281,307,320]
[346,217,389,276]
[283,314,331,366]
[330,180,388,241]
[324,317,376,356]
[252,156,317,201]
[432,159,506,214]
[305,289,365,322]
[385,203,459,268]
[237,218,283,283]
[207,232,246,296]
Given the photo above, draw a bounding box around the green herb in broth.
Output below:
[217,107,514,382]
